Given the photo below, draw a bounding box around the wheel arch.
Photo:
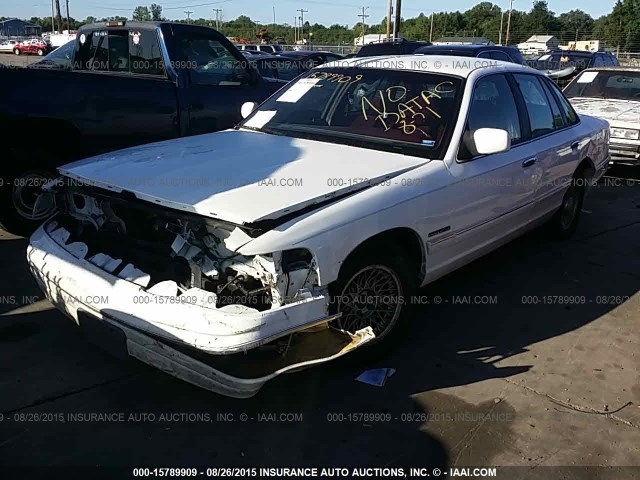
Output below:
[336,227,426,286]
[576,156,595,179]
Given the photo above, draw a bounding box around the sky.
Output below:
[0,0,614,26]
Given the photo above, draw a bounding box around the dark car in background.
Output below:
[248,55,308,82]
[355,38,431,57]
[414,44,527,65]
[277,50,344,68]
[528,50,619,86]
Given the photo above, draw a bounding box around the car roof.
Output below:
[579,66,640,72]
[80,21,165,31]
[417,45,514,51]
[544,50,602,57]
[279,50,329,56]
[322,54,535,78]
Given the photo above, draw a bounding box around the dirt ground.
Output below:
[0,166,639,475]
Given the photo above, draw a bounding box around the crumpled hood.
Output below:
[570,98,640,123]
[59,130,429,225]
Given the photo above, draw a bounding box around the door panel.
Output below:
[425,74,539,279]
[170,23,270,135]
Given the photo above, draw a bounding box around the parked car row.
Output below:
[5,30,612,396]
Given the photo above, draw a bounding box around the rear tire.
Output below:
[13,48,20,55]
[329,245,416,355]
[37,49,44,56]
[547,169,586,239]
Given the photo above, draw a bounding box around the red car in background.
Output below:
[13,39,51,56]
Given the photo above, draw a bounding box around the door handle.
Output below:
[570,141,580,150]
[522,157,537,168]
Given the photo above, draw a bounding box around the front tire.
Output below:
[329,247,415,351]
[548,169,586,239]
[37,49,44,56]
[14,48,20,55]
[0,169,56,236]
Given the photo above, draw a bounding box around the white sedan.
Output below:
[0,40,18,53]
[565,67,640,165]
[27,56,610,397]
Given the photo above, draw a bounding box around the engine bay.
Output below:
[47,186,320,313]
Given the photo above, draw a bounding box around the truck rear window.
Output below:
[75,29,164,76]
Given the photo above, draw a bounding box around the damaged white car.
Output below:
[28,56,610,397]
[565,67,640,165]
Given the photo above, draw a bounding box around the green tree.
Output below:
[525,1,560,33]
[150,4,163,21]
[558,10,594,41]
[132,6,151,22]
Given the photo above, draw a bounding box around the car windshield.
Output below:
[531,53,588,71]
[239,67,463,159]
[31,40,75,69]
[564,70,640,100]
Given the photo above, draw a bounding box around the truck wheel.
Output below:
[14,48,20,55]
[0,169,56,236]
[329,246,416,353]
[547,169,586,239]
[37,49,44,56]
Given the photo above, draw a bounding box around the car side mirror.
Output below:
[470,128,511,155]
[241,102,258,119]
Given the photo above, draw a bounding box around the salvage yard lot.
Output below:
[0,168,639,471]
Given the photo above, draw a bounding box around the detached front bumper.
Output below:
[27,222,374,397]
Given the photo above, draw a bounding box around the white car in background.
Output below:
[0,40,18,53]
[565,67,640,165]
[28,57,609,397]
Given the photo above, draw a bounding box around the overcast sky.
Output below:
[0,0,614,26]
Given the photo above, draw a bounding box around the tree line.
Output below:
[7,0,640,51]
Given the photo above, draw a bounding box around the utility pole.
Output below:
[499,11,504,45]
[54,0,62,34]
[392,0,401,39]
[386,0,392,40]
[184,10,193,24]
[358,7,369,46]
[65,0,70,32]
[297,9,308,42]
[50,0,56,33]
[429,12,434,42]
[505,0,513,46]
[273,6,276,28]
[213,8,222,30]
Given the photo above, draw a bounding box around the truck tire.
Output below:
[0,168,56,237]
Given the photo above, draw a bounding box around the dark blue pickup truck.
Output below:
[0,21,283,234]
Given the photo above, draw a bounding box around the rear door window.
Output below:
[514,74,555,138]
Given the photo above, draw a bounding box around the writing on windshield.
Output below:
[361,81,455,138]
